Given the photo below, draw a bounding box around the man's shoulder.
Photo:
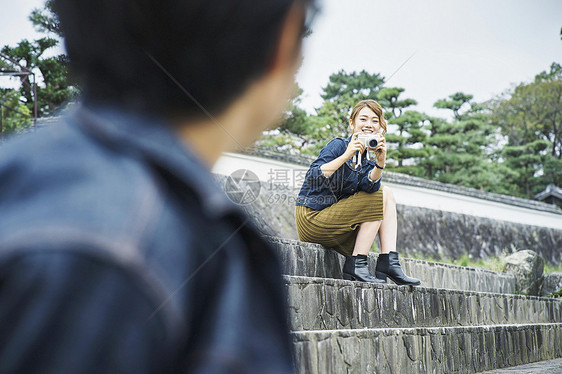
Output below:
[2,122,160,219]
[0,122,194,330]
[0,117,195,264]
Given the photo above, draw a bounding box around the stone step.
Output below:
[285,275,562,331]
[269,236,516,294]
[292,323,562,374]
[477,357,562,373]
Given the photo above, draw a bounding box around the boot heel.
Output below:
[375,271,387,281]
[343,273,355,281]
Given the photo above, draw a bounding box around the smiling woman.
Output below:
[295,99,421,285]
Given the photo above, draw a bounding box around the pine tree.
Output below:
[0,0,76,134]
[377,87,426,175]
[425,93,499,190]
[316,70,385,137]
[489,62,562,197]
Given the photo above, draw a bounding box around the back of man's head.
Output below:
[55,0,310,119]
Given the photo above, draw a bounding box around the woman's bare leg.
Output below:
[352,186,397,256]
[378,186,397,254]
[352,220,381,255]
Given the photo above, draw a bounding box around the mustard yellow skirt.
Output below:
[294,189,384,256]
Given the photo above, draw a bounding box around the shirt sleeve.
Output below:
[0,252,171,374]
[358,160,382,193]
[305,138,346,183]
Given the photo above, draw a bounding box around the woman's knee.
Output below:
[382,185,396,205]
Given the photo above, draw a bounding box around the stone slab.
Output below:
[285,275,562,331]
[478,357,562,373]
[270,237,516,294]
[542,272,562,296]
[292,323,562,374]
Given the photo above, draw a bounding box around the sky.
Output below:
[296,0,562,117]
[1,0,561,118]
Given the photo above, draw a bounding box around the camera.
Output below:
[357,133,382,149]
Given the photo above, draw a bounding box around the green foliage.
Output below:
[265,85,333,155]
[408,252,506,273]
[386,109,426,170]
[316,70,385,136]
[0,89,33,135]
[489,62,562,198]
[0,0,76,132]
[453,253,505,273]
[320,69,384,102]
[543,155,562,188]
[434,92,474,120]
[279,87,309,135]
[421,93,503,192]
[500,140,551,198]
[261,63,561,202]
[29,0,63,37]
[544,263,562,275]
[377,87,417,119]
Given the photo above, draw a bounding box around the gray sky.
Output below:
[2,0,561,118]
[1,0,49,47]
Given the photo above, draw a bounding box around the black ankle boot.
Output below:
[343,255,386,283]
[375,252,421,286]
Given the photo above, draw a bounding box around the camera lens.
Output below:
[368,138,378,148]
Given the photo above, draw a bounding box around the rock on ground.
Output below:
[503,250,544,295]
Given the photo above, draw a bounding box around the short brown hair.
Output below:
[349,99,387,134]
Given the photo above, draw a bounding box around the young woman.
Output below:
[295,99,420,285]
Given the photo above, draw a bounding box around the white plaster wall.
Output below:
[213,152,562,230]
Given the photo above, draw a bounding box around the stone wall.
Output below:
[397,205,562,265]
[285,275,560,330]
[293,323,562,374]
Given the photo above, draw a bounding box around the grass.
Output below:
[544,263,562,275]
[408,252,506,273]
[549,289,562,299]
[408,252,562,298]
[408,252,562,275]
[543,264,562,298]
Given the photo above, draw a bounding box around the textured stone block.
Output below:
[270,237,516,294]
[504,250,544,295]
[542,272,562,296]
[292,324,562,374]
[285,276,562,331]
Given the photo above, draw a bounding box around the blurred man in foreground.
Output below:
[0,0,316,372]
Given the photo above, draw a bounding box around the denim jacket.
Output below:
[0,104,293,373]
[296,135,381,210]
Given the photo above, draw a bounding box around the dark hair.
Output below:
[54,0,310,118]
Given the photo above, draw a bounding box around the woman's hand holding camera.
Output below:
[320,133,365,178]
[343,132,366,161]
[368,135,386,181]
[372,136,387,167]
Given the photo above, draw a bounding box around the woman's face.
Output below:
[350,107,381,134]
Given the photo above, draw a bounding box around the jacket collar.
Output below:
[70,103,241,219]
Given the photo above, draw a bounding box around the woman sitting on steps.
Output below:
[294,99,420,286]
